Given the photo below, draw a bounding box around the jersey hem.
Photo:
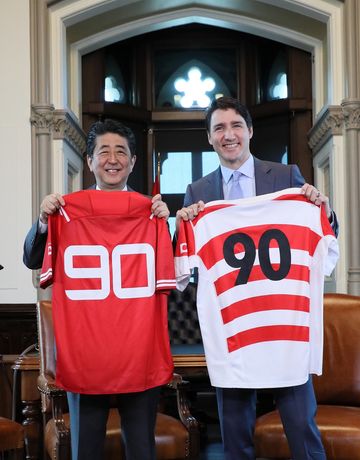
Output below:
[55,370,174,395]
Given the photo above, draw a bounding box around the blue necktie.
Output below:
[228,170,243,199]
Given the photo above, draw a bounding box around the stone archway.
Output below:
[32,0,360,295]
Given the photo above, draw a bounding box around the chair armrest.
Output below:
[38,374,65,397]
[37,374,70,457]
[169,373,200,459]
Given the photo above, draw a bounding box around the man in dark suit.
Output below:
[176,96,338,460]
[23,119,170,460]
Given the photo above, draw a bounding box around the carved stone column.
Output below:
[30,0,52,221]
[309,2,360,294]
[29,1,86,297]
[343,0,360,295]
[29,0,53,299]
[29,107,86,295]
[342,100,360,294]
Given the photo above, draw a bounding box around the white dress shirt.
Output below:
[220,154,256,199]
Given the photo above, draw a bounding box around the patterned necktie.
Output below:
[228,170,243,199]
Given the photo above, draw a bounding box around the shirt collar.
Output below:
[96,184,128,191]
[221,154,255,184]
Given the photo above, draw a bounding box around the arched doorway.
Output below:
[81,24,313,235]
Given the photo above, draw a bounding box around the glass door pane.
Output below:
[153,128,219,237]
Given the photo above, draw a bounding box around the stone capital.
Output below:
[342,99,360,130]
[308,106,345,153]
[31,105,86,154]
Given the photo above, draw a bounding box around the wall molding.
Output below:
[342,99,360,130]
[308,106,344,153]
[31,104,86,155]
[309,101,360,153]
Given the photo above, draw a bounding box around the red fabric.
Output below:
[175,188,339,388]
[40,190,175,394]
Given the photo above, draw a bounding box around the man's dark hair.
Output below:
[86,119,136,158]
[205,96,253,132]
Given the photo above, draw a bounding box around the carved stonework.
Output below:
[30,104,55,133]
[342,100,360,130]
[53,109,86,154]
[308,106,345,153]
[30,105,86,155]
[309,101,360,153]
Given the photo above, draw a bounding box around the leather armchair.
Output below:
[36,300,200,460]
[0,356,24,460]
[254,293,360,460]
[0,418,24,460]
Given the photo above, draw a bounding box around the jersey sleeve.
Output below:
[174,219,196,291]
[155,218,176,292]
[39,214,58,289]
[319,205,339,276]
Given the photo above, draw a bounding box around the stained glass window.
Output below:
[154,49,236,108]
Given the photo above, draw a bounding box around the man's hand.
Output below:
[151,194,170,220]
[301,183,332,218]
[175,201,205,232]
[39,193,65,224]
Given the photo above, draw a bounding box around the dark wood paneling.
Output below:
[0,304,37,355]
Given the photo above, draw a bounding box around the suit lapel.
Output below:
[204,161,274,201]
[205,167,224,202]
[254,158,275,195]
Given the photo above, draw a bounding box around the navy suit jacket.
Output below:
[184,157,338,236]
[185,157,304,205]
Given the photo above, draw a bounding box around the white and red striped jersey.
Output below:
[40,190,175,394]
[175,188,339,388]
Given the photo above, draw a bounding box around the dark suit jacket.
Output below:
[23,184,136,270]
[184,157,338,236]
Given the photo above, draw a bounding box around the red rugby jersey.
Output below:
[40,190,175,394]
